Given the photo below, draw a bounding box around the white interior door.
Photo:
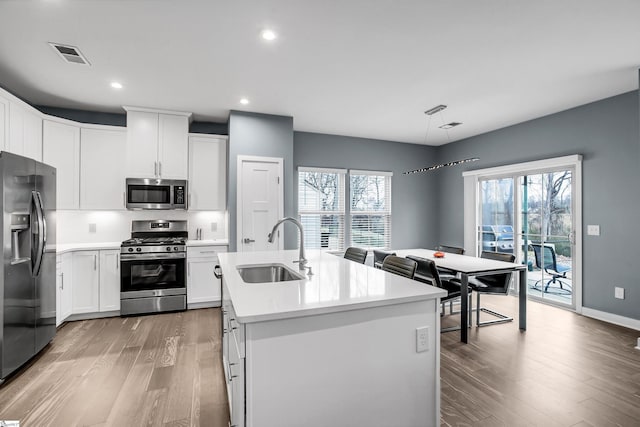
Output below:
[238,156,283,252]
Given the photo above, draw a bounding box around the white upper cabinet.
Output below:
[188,134,227,210]
[80,126,127,209]
[8,101,43,161]
[124,107,191,179]
[43,119,80,209]
[0,95,8,151]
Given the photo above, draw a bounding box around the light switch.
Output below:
[587,225,600,236]
[615,287,625,299]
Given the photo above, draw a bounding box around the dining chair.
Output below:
[343,247,367,264]
[373,249,396,269]
[406,255,472,332]
[450,251,515,327]
[436,244,465,255]
[381,255,417,279]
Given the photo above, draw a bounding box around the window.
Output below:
[298,167,346,250]
[350,170,392,250]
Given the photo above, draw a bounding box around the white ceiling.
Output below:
[1,0,639,146]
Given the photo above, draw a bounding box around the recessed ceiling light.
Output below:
[110,81,123,89]
[261,29,277,41]
[439,122,462,130]
[240,98,250,105]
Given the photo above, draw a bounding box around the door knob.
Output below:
[243,238,255,244]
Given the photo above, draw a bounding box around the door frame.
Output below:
[463,154,583,313]
[236,155,284,251]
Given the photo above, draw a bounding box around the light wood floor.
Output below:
[440,296,640,426]
[0,309,228,427]
[1,300,639,426]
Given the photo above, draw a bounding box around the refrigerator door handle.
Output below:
[31,190,46,277]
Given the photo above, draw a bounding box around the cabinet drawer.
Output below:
[187,245,227,258]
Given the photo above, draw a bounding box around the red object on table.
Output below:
[433,251,445,258]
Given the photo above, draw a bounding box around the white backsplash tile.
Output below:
[56,210,227,243]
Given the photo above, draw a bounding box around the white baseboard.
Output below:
[581,307,640,332]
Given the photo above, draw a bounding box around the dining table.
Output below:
[394,248,527,343]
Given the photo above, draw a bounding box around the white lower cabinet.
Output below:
[187,245,227,307]
[56,253,73,326]
[71,251,100,314]
[71,249,121,316]
[99,250,120,312]
[222,282,245,427]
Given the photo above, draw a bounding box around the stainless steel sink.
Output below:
[236,263,305,283]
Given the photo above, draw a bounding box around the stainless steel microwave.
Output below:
[125,178,187,210]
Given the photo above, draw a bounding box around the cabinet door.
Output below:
[72,251,100,314]
[99,250,121,312]
[158,114,188,179]
[43,120,80,209]
[9,102,43,161]
[0,95,8,151]
[80,127,127,209]
[56,261,63,327]
[188,135,227,210]
[125,110,159,178]
[187,257,219,304]
[60,253,73,321]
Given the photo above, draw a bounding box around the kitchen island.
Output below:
[217,250,446,427]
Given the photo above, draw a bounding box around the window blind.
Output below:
[298,168,346,250]
[349,172,392,250]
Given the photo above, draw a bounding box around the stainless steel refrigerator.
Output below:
[0,151,56,381]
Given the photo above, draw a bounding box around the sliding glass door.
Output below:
[477,166,576,309]
[521,170,574,307]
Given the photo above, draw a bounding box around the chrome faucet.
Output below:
[268,217,307,269]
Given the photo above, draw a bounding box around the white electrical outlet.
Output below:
[89,223,97,233]
[614,287,625,299]
[416,326,429,353]
[211,222,217,232]
[587,225,600,236]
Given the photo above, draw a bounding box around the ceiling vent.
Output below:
[49,42,90,65]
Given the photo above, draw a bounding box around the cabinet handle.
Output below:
[158,162,162,176]
[154,161,158,176]
[94,254,97,270]
[61,272,64,290]
[189,193,192,208]
[188,263,190,277]
[123,191,126,207]
[116,254,119,270]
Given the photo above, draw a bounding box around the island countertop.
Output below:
[217,249,446,323]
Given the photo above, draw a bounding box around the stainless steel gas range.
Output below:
[120,220,187,316]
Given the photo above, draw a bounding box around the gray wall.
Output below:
[294,132,439,250]
[228,111,295,251]
[435,91,640,320]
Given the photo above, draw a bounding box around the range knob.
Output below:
[128,248,133,252]
[166,246,172,251]
[173,247,178,251]
[136,247,142,252]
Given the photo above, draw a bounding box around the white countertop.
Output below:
[218,249,447,323]
[186,239,228,247]
[56,242,122,253]
[55,239,228,254]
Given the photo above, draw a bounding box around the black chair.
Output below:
[450,251,515,327]
[436,244,465,255]
[344,247,367,264]
[381,256,417,279]
[530,243,571,293]
[407,255,472,332]
[373,249,396,269]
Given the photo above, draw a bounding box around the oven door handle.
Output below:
[120,252,187,261]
